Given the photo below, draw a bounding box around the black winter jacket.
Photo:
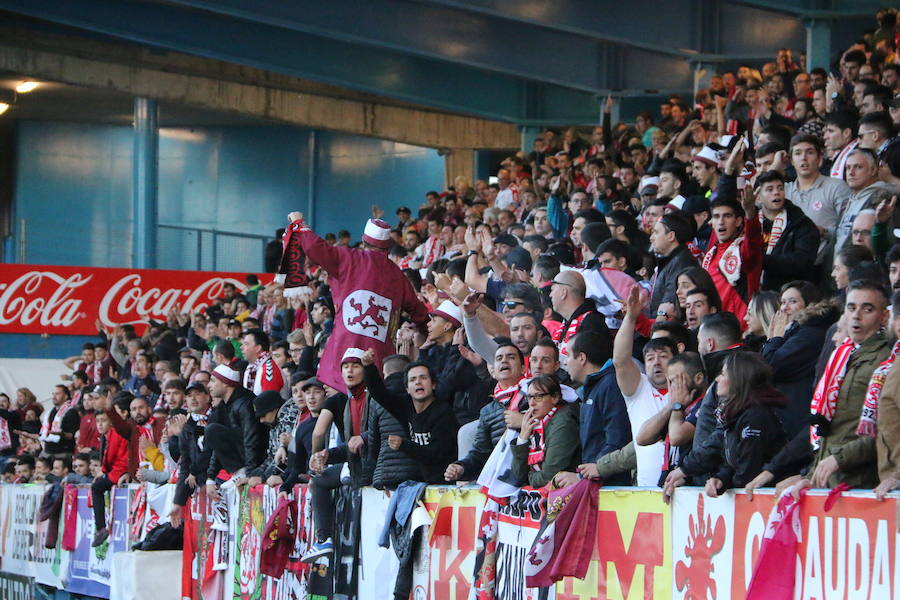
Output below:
[711,386,789,490]
[761,201,821,291]
[649,245,698,314]
[455,373,527,480]
[420,342,493,425]
[762,309,838,438]
[680,346,741,483]
[206,386,267,480]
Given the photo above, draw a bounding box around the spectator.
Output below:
[204,365,267,495]
[548,270,611,368]
[648,212,698,315]
[40,384,79,458]
[743,291,780,351]
[786,133,852,264]
[445,339,527,482]
[167,381,212,527]
[836,149,897,251]
[560,330,631,486]
[278,377,327,494]
[615,287,677,486]
[241,329,285,395]
[304,348,374,561]
[756,170,821,291]
[361,349,458,483]
[703,352,788,495]
[753,280,893,492]
[91,393,132,546]
[510,375,580,488]
[685,288,720,332]
[704,192,763,325]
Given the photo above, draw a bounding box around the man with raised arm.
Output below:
[277,211,429,390]
[614,286,678,486]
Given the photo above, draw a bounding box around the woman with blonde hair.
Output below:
[743,291,780,351]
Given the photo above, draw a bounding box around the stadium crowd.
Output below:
[5,8,900,592]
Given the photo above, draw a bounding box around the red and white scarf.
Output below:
[493,380,523,410]
[810,337,857,446]
[40,398,77,440]
[761,211,787,254]
[420,236,445,268]
[857,340,900,437]
[552,311,591,360]
[527,405,559,470]
[702,235,745,287]
[830,139,859,179]
[244,351,272,391]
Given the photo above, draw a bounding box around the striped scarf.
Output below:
[527,405,559,469]
[857,340,900,437]
[493,380,522,410]
[810,337,857,446]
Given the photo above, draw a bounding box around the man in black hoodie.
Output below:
[361,349,458,483]
[757,170,821,291]
[662,312,744,497]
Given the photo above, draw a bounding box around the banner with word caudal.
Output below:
[0,263,271,335]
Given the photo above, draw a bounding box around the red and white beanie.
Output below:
[211,364,240,387]
[362,219,392,249]
[691,146,720,168]
[340,347,367,365]
[430,300,462,328]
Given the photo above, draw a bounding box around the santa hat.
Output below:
[691,146,720,168]
[362,219,392,249]
[211,365,240,387]
[430,300,462,328]
[340,347,367,365]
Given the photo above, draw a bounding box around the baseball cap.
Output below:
[186,381,208,394]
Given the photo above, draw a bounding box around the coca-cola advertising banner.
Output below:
[0,263,269,336]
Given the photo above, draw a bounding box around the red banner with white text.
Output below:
[0,263,270,335]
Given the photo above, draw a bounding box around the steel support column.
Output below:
[805,18,832,71]
[132,97,158,269]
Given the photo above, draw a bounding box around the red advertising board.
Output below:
[0,263,270,335]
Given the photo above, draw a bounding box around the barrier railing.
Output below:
[0,482,898,600]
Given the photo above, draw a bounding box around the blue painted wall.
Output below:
[5,120,443,358]
[12,121,443,271]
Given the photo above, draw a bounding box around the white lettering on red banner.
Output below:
[0,264,270,335]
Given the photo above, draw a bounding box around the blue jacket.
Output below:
[579,362,632,485]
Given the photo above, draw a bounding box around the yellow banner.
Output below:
[556,489,672,600]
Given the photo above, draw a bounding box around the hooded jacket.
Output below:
[712,385,788,489]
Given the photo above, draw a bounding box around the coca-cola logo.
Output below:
[0,271,90,327]
[98,274,244,326]
[0,267,248,332]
